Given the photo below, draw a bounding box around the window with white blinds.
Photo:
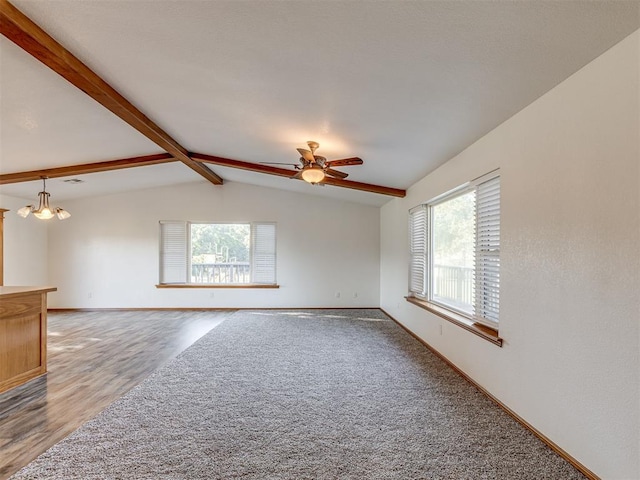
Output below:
[474,176,500,326]
[408,171,500,329]
[159,221,188,284]
[408,206,427,297]
[159,221,277,285]
[251,223,277,284]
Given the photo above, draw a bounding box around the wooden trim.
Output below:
[380,308,600,480]
[231,306,379,310]
[0,208,7,286]
[155,284,279,289]
[0,154,177,185]
[0,367,46,394]
[47,306,380,312]
[405,296,502,346]
[190,152,406,198]
[48,308,241,312]
[0,1,222,185]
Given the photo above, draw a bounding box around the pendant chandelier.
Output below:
[17,177,71,220]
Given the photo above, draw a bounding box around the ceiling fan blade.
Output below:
[297,148,315,163]
[291,170,304,180]
[325,168,349,179]
[326,157,363,167]
[260,162,299,166]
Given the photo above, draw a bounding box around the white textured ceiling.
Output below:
[1,0,639,206]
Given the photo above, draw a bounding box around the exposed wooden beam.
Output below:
[0,0,223,185]
[321,177,406,198]
[1,151,407,197]
[0,0,404,198]
[191,153,301,179]
[0,153,177,185]
[190,152,406,198]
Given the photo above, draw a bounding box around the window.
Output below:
[159,222,276,286]
[409,172,500,330]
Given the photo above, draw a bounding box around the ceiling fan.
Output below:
[262,141,363,184]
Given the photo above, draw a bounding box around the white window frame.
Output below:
[159,221,277,286]
[409,170,500,330]
[427,185,476,318]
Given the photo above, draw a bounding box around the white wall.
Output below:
[381,30,639,480]
[47,181,380,309]
[0,193,48,286]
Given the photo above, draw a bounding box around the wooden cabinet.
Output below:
[0,286,56,393]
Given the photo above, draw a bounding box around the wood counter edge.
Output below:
[0,286,57,300]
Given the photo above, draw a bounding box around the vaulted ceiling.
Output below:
[1,0,638,207]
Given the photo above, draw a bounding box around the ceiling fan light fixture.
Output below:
[301,165,325,184]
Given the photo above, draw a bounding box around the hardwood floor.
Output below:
[0,309,233,479]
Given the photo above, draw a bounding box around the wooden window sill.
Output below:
[405,296,502,347]
[156,284,280,289]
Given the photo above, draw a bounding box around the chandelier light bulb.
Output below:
[33,208,54,220]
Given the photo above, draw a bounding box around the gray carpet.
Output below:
[11,309,585,479]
